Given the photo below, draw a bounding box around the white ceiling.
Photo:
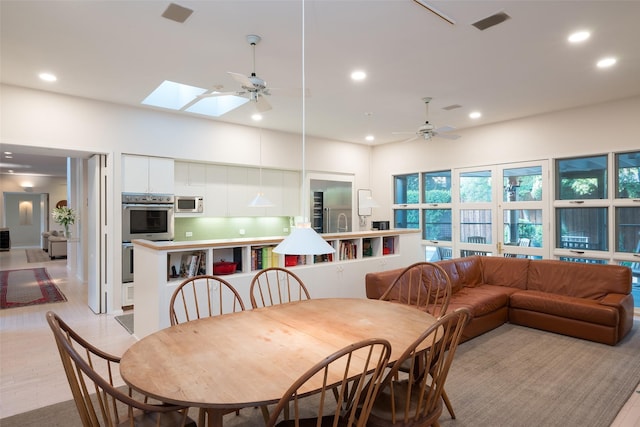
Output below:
[2,0,640,157]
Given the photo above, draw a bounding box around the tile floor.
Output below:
[1,247,639,425]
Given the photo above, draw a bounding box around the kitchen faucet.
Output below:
[337,212,348,232]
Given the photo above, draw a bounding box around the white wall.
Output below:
[370,95,640,217]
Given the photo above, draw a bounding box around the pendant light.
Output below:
[248,127,274,207]
[274,0,335,256]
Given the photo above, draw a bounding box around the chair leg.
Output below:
[442,388,456,419]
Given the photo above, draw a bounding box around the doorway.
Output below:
[2,192,48,247]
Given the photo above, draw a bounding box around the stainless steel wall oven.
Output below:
[122,193,174,283]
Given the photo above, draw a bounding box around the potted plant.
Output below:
[52,206,76,238]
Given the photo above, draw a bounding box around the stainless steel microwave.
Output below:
[175,196,204,213]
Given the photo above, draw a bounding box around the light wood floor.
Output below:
[1,247,639,424]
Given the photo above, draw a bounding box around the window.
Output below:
[556,207,608,251]
[556,155,608,200]
[616,207,640,253]
[423,170,451,203]
[394,173,419,229]
[616,151,640,198]
[459,170,492,202]
[460,209,492,244]
[394,209,419,229]
[423,209,452,241]
[503,166,542,202]
[503,209,543,247]
[394,173,419,204]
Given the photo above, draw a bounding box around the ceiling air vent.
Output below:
[472,11,511,31]
[442,104,462,111]
[161,3,193,23]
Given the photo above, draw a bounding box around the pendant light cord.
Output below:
[301,0,307,222]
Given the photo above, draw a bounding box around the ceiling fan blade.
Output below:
[255,95,272,112]
[434,125,456,134]
[412,0,456,25]
[228,71,254,88]
[434,132,461,140]
[400,135,419,143]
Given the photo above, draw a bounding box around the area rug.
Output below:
[115,312,134,334]
[439,321,640,427]
[0,267,66,309]
[1,322,638,426]
[25,248,50,263]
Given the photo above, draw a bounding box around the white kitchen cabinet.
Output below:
[122,155,174,194]
[205,165,228,216]
[175,162,206,197]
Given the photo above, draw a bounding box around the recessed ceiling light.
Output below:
[351,70,366,81]
[469,111,482,119]
[568,31,590,43]
[597,57,617,68]
[365,135,375,142]
[39,72,57,82]
[251,113,263,121]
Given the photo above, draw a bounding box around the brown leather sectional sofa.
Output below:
[365,256,634,345]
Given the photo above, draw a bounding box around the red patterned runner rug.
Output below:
[0,268,67,309]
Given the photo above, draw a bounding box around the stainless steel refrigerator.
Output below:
[311,181,352,233]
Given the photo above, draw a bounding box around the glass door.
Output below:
[454,167,495,257]
[497,161,549,259]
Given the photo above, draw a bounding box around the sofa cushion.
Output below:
[436,259,462,292]
[510,290,619,326]
[527,260,631,299]
[480,256,529,289]
[452,256,484,289]
[447,284,514,317]
[365,269,402,299]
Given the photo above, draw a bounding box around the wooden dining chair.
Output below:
[169,275,245,422]
[367,308,472,427]
[379,262,456,419]
[169,274,246,326]
[249,267,311,309]
[46,311,196,427]
[379,262,452,318]
[265,338,392,427]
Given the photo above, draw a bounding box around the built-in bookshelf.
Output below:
[132,230,421,338]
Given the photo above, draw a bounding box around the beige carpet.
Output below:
[0,267,66,309]
[25,248,50,263]
[1,322,638,426]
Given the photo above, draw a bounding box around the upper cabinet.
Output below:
[122,155,174,194]
[202,163,300,217]
[174,162,206,196]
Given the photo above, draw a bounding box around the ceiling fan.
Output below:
[182,34,272,114]
[394,97,461,142]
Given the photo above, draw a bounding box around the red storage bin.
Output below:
[213,261,237,275]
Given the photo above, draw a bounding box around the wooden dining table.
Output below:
[119,297,437,427]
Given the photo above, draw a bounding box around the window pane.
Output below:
[423,209,452,241]
[460,209,492,243]
[503,209,543,247]
[423,170,451,203]
[503,166,542,202]
[559,257,608,265]
[460,170,492,202]
[616,207,640,253]
[425,246,453,261]
[556,155,608,200]
[616,151,640,198]
[556,207,608,251]
[394,209,419,229]
[394,173,419,204]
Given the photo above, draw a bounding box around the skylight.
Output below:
[142,80,248,117]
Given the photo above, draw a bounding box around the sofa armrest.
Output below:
[365,268,403,299]
[599,293,626,307]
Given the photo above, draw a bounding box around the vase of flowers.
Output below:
[52,206,76,238]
